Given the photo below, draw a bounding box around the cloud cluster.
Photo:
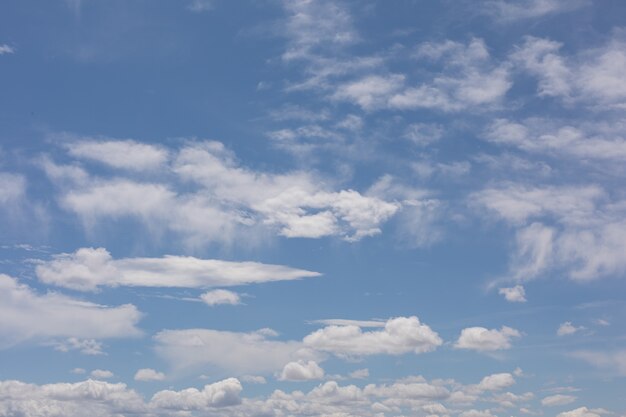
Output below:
[45,140,400,244]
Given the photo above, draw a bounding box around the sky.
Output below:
[0,0,625,416]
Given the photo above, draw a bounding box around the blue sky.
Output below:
[0,1,625,416]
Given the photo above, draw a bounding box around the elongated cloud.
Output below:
[35,247,320,291]
[0,274,141,348]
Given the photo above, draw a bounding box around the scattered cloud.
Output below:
[557,322,584,336]
[499,285,527,302]
[0,44,15,55]
[542,394,577,406]
[303,316,442,357]
[200,289,241,306]
[90,369,114,379]
[279,360,325,381]
[455,326,521,352]
[134,368,166,382]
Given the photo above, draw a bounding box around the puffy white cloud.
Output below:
[134,368,165,382]
[542,394,577,406]
[455,326,521,351]
[0,274,141,349]
[349,369,369,379]
[0,379,146,417]
[200,289,241,306]
[150,378,242,409]
[558,407,604,417]
[65,138,168,170]
[477,373,515,391]
[279,360,325,381]
[36,247,320,291]
[557,322,584,336]
[89,370,113,379]
[499,285,527,302]
[332,74,405,111]
[403,123,443,146]
[303,316,442,357]
[459,410,498,417]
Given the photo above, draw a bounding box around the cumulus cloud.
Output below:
[455,326,521,351]
[303,316,442,357]
[279,360,325,381]
[558,407,604,417]
[499,285,527,302]
[557,322,584,336]
[35,247,320,291]
[200,289,241,306]
[477,373,515,391]
[151,378,242,409]
[134,369,165,382]
[0,274,141,349]
[0,173,26,204]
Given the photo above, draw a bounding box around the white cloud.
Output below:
[477,373,515,391]
[0,379,147,417]
[349,369,369,379]
[0,274,141,349]
[0,173,26,204]
[51,140,401,243]
[542,394,577,406]
[558,407,603,417]
[303,316,442,357]
[186,0,214,13]
[134,368,166,382]
[483,118,626,162]
[51,338,105,355]
[200,289,241,306]
[36,247,320,291]
[279,360,325,381]
[557,322,584,336]
[403,123,443,146]
[70,368,86,374]
[90,369,113,379]
[153,328,316,376]
[150,378,242,410]
[65,138,169,170]
[455,326,521,351]
[499,285,527,302]
[485,0,588,21]
[509,33,626,108]
[311,319,385,328]
[474,183,626,283]
[571,350,626,376]
[240,375,266,384]
[0,44,15,55]
[332,74,405,111]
